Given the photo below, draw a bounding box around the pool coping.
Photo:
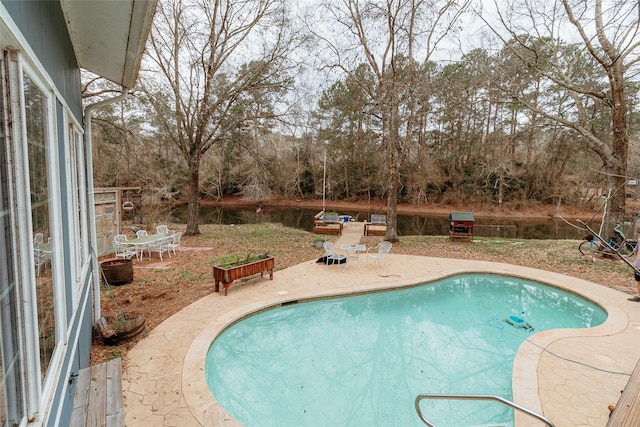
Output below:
[123,255,639,426]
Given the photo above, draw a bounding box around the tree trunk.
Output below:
[385,163,400,243]
[602,173,626,237]
[384,92,400,243]
[602,63,628,233]
[186,154,201,236]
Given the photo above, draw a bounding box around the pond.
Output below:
[168,206,585,240]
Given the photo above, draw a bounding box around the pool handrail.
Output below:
[415,393,556,427]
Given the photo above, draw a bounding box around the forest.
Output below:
[85,0,640,236]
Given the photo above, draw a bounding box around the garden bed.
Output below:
[212,254,275,296]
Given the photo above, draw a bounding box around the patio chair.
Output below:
[166,232,182,256]
[156,224,170,235]
[34,232,44,246]
[322,241,344,270]
[149,236,171,261]
[34,248,50,276]
[134,229,153,260]
[113,234,136,260]
[366,241,392,272]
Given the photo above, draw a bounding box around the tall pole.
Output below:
[322,149,326,212]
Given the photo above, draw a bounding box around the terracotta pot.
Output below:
[101,258,133,285]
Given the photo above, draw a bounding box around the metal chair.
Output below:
[34,232,44,246]
[113,234,137,260]
[34,248,50,276]
[148,236,171,261]
[322,241,343,270]
[366,241,392,272]
[134,230,152,260]
[166,232,182,256]
[156,225,170,235]
[34,233,52,275]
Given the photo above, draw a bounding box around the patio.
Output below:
[121,223,640,426]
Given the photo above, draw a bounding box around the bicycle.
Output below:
[579,223,637,257]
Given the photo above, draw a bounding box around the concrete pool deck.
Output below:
[122,225,640,427]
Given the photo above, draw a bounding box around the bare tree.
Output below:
[477,0,640,234]
[317,0,471,241]
[141,0,299,235]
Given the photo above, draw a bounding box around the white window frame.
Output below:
[1,47,30,427]
[18,56,68,420]
[66,121,89,304]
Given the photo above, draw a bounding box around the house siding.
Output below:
[1,1,95,425]
[2,0,83,120]
[47,275,94,427]
[2,0,154,423]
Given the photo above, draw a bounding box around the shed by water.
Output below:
[449,212,474,241]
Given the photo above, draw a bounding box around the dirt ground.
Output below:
[91,198,639,364]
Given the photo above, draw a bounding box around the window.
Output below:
[68,124,88,299]
[0,50,26,427]
[2,17,86,423]
[24,73,57,380]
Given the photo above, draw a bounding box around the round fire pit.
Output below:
[100,258,133,285]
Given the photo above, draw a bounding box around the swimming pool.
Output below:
[205,274,606,426]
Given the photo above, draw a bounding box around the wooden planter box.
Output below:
[213,256,275,296]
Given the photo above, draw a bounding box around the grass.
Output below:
[108,351,123,360]
[178,271,199,281]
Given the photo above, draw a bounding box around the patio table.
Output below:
[340,243,366,272]
[123,234,167,261]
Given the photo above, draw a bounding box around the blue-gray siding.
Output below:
[48,273,94,427]
[3,2,96,425]
[2,0,83,121]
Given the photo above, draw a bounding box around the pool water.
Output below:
[206,274,606,427]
